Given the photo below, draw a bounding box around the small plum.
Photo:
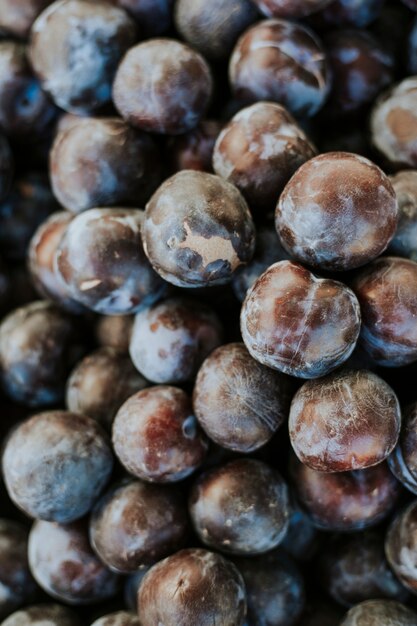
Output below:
[229,19,329,118]
[129,297,222,385]
[189,458,290,555]
[66,348,148,430]
[138,549,246,626]
[113,40,213,135]
[193,342,292,452]
[89,479,189,573]
[112,386,208,483]
[2,410,113,522]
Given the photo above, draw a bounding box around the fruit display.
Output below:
[1,1,417,625]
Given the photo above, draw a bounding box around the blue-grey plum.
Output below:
[2,411,113,522]
[229,20,329,118]
[28,520,120,605]
[29,0,137,114]
[129,297,222,384]
[0,301,83,406]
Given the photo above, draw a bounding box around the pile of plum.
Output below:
[1,0,417,625]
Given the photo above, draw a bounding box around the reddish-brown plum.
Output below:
[66,348,148,430]
[28,211,84,313]
[189,458,290,555]
[233,550,305,626]
[193,342,292,452]
[276,152,398,271]
[89,479,189,573]
[291,458,402,531]
[340,601,417,626]
[143,171,255,288]
[2,604,78,626]
[113,39,213,135]
[371,78,417,169]
[352,256,417,366]
[168,120,223,174]
[229,19,329,118]
[318,531,408,607]
[28,520,120,605]
[29,0,137,114]
[55,208,166,315]
[129,297,222,384]
[389,402,417,495]
[386,500,417,594]
[174,0,259,61]
[50,118,162,213]
[289,369,401,472]
[112,386,208,483]
[0,301,83,406]
[0,519,38,618]
[240,261,361,378]
[138,549,246,626]
[213,102,316,213]
[2,411,113,522]
[388,171,417,260]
